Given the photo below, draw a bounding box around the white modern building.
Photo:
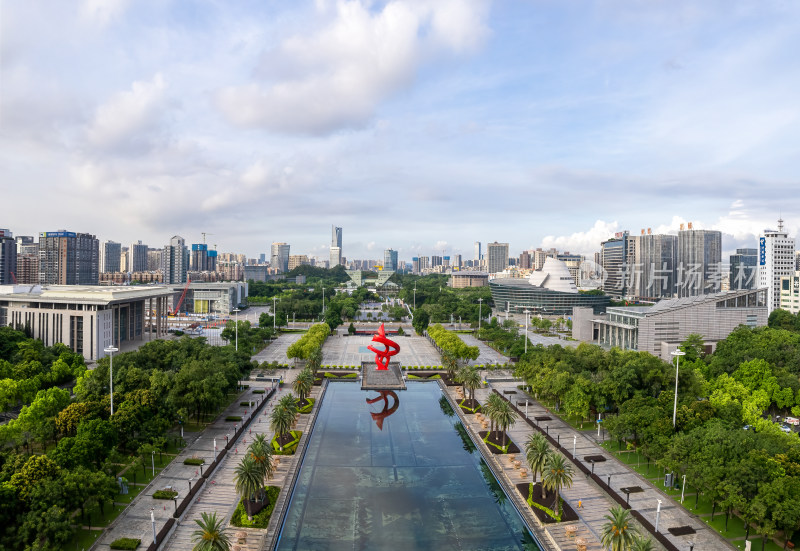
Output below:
[758,220,796,313]
[779,272,800,314]
[0,284,173,360]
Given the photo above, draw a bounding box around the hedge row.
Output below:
[427,324,479,360]
[286,323,330,360]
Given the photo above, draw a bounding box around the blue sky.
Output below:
[2,0,799,262]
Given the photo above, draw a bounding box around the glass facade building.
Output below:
[489,278,610,316]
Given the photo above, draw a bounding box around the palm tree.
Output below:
[277,393,298,417]
[600,505,638,551]
[233,455,262,519]
[270,406,294,451]
[525,433,551,492]
[542,452,574,517]
[485,393,504,433]
[492,398,517,447]
[248,433,274,491]
[441,350,459,381]
[293,369,314,404]
[305,346,323,375]
[630,536,655,551]
[191,511,231,551]
[461,365,481,401]
[455,364,472,398]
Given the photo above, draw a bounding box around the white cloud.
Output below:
[87,74,168,152]
[540,220,620,255]
[215,0,490,134]
[80,0,129,26]
[434,240,449,251]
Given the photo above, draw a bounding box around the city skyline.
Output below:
[3,1,800,258]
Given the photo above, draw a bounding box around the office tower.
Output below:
[147,249,163,271]
[330,247,341,268]
[730,248,758,290]
[600,232,629,299]
[418,256,430,271]
[431,255,443,268]
[758,219,796,313]
[101,241,121,273]
[332,226,342,248]
[629,230,677,300]
[486,242,509,274]
[796,251,800,271]
[163,235,188,284]
[119,247,129,272]
[557,253,584,287]
[474,241,481,262]
[676,224,722,297]
[13,236,37,284]
[207,249,217,272]
[443,256,451,268]
[412,257,420,274]
[452,254,462,269]
[0,229,16,285]
[259,253,266,264]
[191,243,210,271]
[518,251,532,269]
[38,231,99,285]
[384,249,398,272]
[271,242,290,272]
[129,241,148,272]
[288,255,310,271]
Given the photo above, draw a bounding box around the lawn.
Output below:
[65,528,103,550]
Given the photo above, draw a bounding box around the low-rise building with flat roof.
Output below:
[575,288,767,361]
[0,284,173,360]
[449,271,489,288]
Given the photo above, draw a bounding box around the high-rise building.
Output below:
[101,241,121,273]
[758,219,796,313]
[191,243,210,271]
[600,232,629,299]
[14,236,38,284]
[332,226,342,248]
[38,231,99,285]
[418,256,430,271]
[288,255,310,271]
[730,248,758,290]
[163,235,188,284]
[329,247,341,268]
[384,249,398,272]
[431,255,443,268]
[486,242,509,274]
[518,251,532,269]
[630,231,677,300]
[147,249,163,271]
[452,254,462,269]
[271,242,290,272]
[676,224,722,297]
[129,241,148,272]
[412,257,420,274]
[474,242,481,262]
[0,229,16,285]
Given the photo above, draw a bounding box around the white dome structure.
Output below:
[528,258,578,294]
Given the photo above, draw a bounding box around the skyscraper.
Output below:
[676,225,722,297]
[486,242,509,274]
[730,248,758,290]
[330,225,343,267]
[600,232,629,299]
[191,243,210,271]
[0,229,16,285]
[129,241,148,272]
[38,231,99,285]
[630,231,677,300]
[163,235,188,284]
[101,241,121,273]
[758,220,796,313]
[14,236,37,284]
[271,242,290,272]
[474,241,481,262]
[384,249,398,272]
[329,247,341,269]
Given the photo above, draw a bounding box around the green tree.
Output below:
[460,366,481,401]
[630,535,655,551]
[233,455,262,520]
[542,452,573,517]
[491,397,517,447]
[600,505,639,551]
[525,433,551,490]
[412,310,430,335]
[292,369,314,403]
[191,511,231,551]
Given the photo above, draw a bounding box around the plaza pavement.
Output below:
[458,381,737,551]
[320,333,442,367]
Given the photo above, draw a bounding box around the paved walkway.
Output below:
[322,333,441,367]
[479,382,736,551]
[252,333,305,365]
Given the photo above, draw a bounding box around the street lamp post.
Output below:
[104,346,119,416]
[233,308,240,351]
[671,349,686,428]
[188,478,193,495]
[213,438,217,462]
[322,287,325,314]
[655,499,663,532]
[151,451,155,476]
[150,508,157,544]
[524,309,530,353]
[478,298,483,331]
[413,283,416,310]
[573,435,577,457]
[681,474,687,503]
[272,297,277,330]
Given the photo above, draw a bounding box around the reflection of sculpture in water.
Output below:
[366,391,400,430]
[367,323,399,370]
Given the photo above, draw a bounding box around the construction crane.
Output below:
[9,271,17,284]
[170,279,192,316]
[201,232,214,245]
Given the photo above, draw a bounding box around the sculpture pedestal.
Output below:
[361,361,406,390]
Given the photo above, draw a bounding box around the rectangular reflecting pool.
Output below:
[276,382,541,550]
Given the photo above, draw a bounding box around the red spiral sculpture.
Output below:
[367,323,400,371]
[366,390,399,430]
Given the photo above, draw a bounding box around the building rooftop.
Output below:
[0,284,174,304]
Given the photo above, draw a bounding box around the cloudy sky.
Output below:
[2,0,799,262]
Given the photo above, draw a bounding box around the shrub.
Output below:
[253,389,265,394]
[240,401,255,406]
[184,458,205,466]
[226,416,242,422]
[231,486,281,528]
[110,538,141,550]
[152,490,178,500]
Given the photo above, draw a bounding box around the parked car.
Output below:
[779,424,793,433]
[743,425,752,431]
